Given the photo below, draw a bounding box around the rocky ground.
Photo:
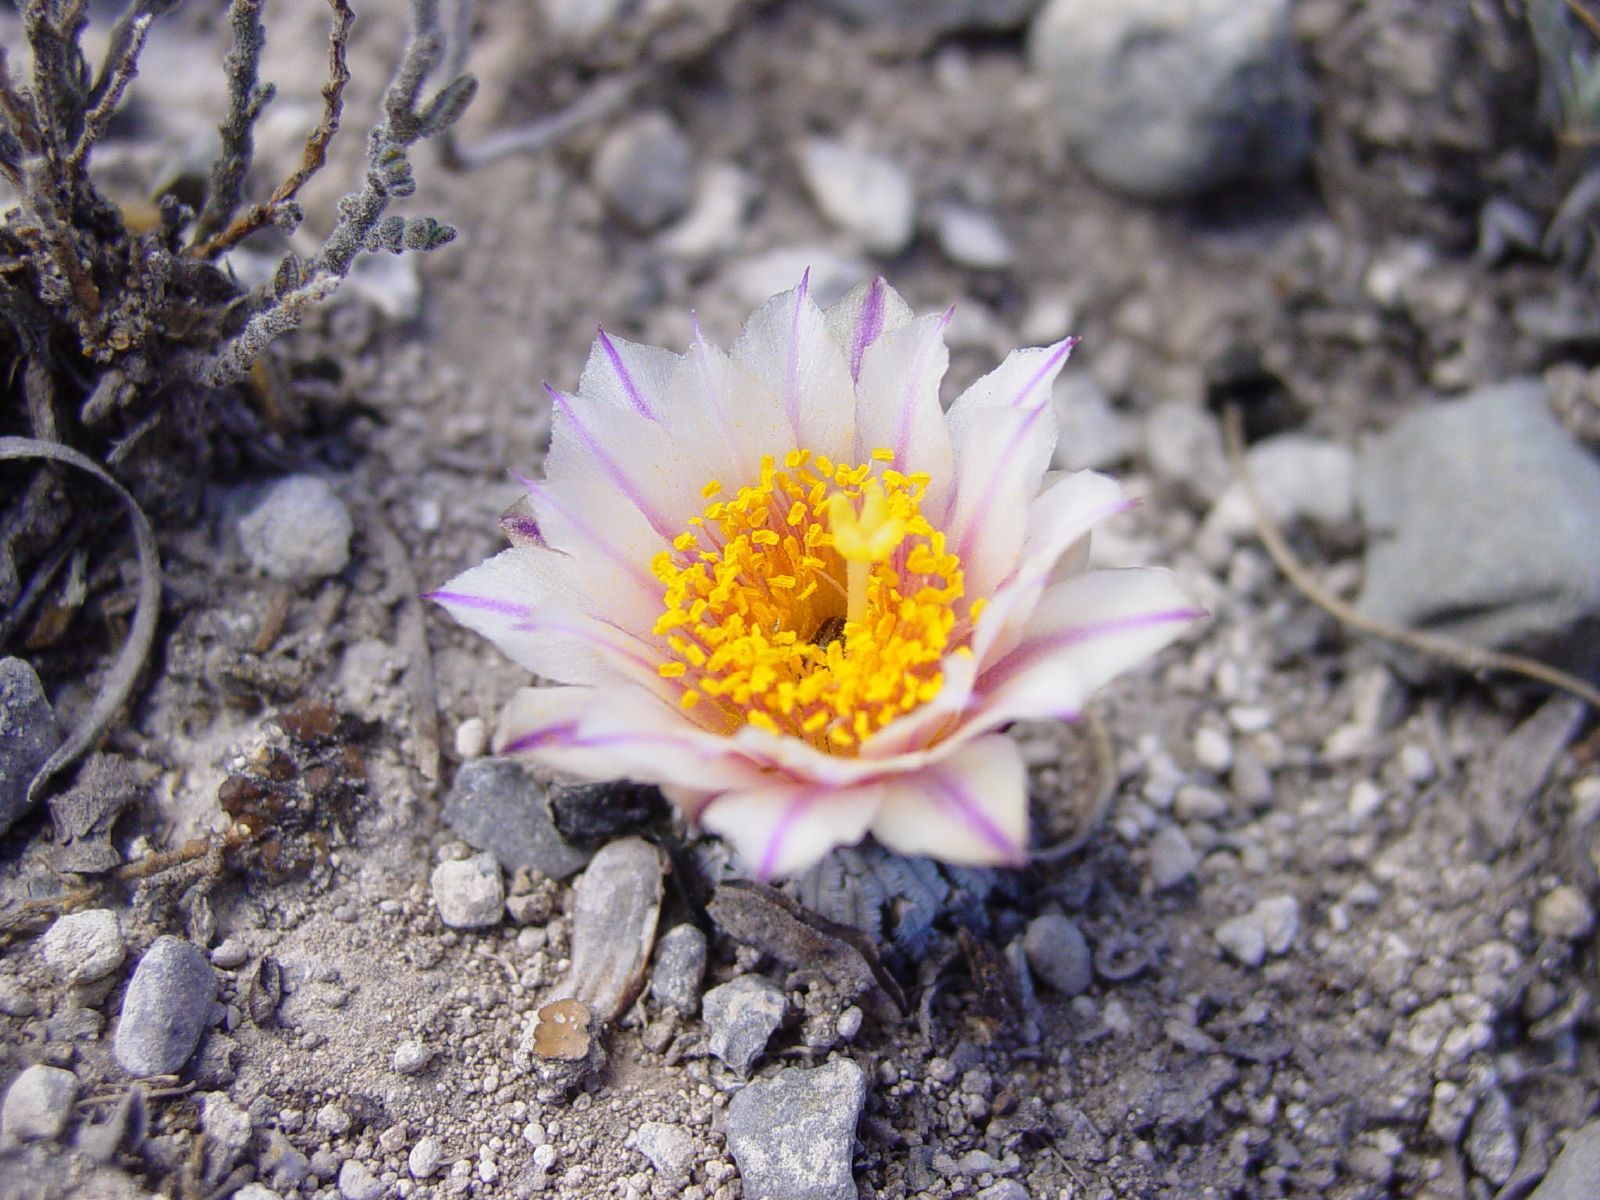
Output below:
[2,1,1600,1199]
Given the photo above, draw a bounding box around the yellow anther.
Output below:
[702,479,723,498]
[871,447,895,462]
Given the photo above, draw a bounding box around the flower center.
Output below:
[651,448,972,753]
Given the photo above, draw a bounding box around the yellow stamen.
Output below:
[650,447,969,755]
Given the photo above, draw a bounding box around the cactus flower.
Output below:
[431,277,1203,878]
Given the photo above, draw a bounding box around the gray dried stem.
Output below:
[191,0,269,245]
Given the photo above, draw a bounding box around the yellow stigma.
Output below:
[651,448,966,754]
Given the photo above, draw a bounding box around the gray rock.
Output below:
[1255,895,1300,955]
[40,908,125,984]
[628,1120,696,1183]
[1355,380,1600,664]
[1465,1088,1518,1187]
[1022,914,1092,996]
[233,1185,283,1200]
[977,1184,1032,1200]
[442,758,592,880]
[1028,0,1311,200]
[935,204,1014,270]
[210,938,249,970]
[649,924,708,1016]
[261,1130,310,1191]
[431,853,505,930]
[814,0,1038,34]
[1531,1121,1600,1200]
[238,476,352,581]
[1,1064,78,1143]
[201,1092,253,1180]
[337,1159,383,1200]
[727,1059,865,1200]
[797,137,916,256]
[591,111,696,233]
[702,975,787,1076]
[1148,825,1198,890]
[114,936,217,1077]
[0,656,61,835]
[1534,886,1596,941]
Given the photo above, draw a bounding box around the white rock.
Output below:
[935,204,1014,269]
[453,718,488,760]
[1,1064,78,1143]
[1202,435,1356,542]
[431,853,505,929]
[797,137,916,255]
[1534,885,1596,941]
[234,1185,284,1200]
[1215,914,1266,968]
[409,1135,444,1178]
[1256,895,1301,955]
[338,1158,383,1200]
[1149,824,1198,890]
[39,908,125,984]
[238,476,352,581]
[659,162,755,260]
[628,1121,696,1182]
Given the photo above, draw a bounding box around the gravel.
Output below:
[393,1039,434,1075]
[816,0,1037,34]
[409,1135,444,1179]
[1022,914,1093,996]
[0,1064,78,1143]
[1216,895,1300,967]
[39,908,125,984]
[442,758,592,880]
[337,1159,383,1200]
[237,476,352,580]
[1201,435,1356,544]
[702,974,787,1077]
[1028,0,1311,200]
[649,923,708,1016]
[591,110,696,233]
[113,936,217,1077]
[0,656,61,836]
[431,852,505,929]
[725,1058,867,1200]
[797,137,916,255]
[1355,378,1600,661]
[1465,1088,1519,1186]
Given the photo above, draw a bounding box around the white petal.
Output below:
[574,328,679,421]
[969,470,1136,668]
[851,311,955,512]
[822,276,915,383]
[729,277,856,460]
[941,340,1076,595]
[701,779,883,880]
[973,568,1205,727]
[871,735,1029,867]
[494,687,771,794]
[430,555,664,689]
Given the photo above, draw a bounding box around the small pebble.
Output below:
[0,656,62,836]
[410,1135,444,1179]
[0,978,37,1017]
[337,1159,383,1200]
[238,476,352,580]
[591,110,696,233]
[1348,780,1384,822]
[1465,1088,1519,1186]
[210,938,250,970]
[628,1121,696,1182]
[797,136,916,255]
[1023,914,1093,996]
[724,1060,865,1200]
[935,203,1014,269]
[649,924,708,1017]
[316,1104,352,1136]
[1256,895,1300,954]
[113,936,216,1077]
[1149,824,1198,890]
[394,1039,434,1076]
[431,853,505,929]
[1,1064,78,1143]
[39,908,125,984]
[1534,885,1596,941]
[836,1006,864,1041]
[702,975,786,1077]
[1193,726,1234,773]
[1215,915,1267,968]
[234,1186,283,1200]
[454,718,488,760]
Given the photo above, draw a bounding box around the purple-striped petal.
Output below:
[871,734,1028,867]
[700,778,883,881]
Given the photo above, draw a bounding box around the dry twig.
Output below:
[1222,408,1600,710]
